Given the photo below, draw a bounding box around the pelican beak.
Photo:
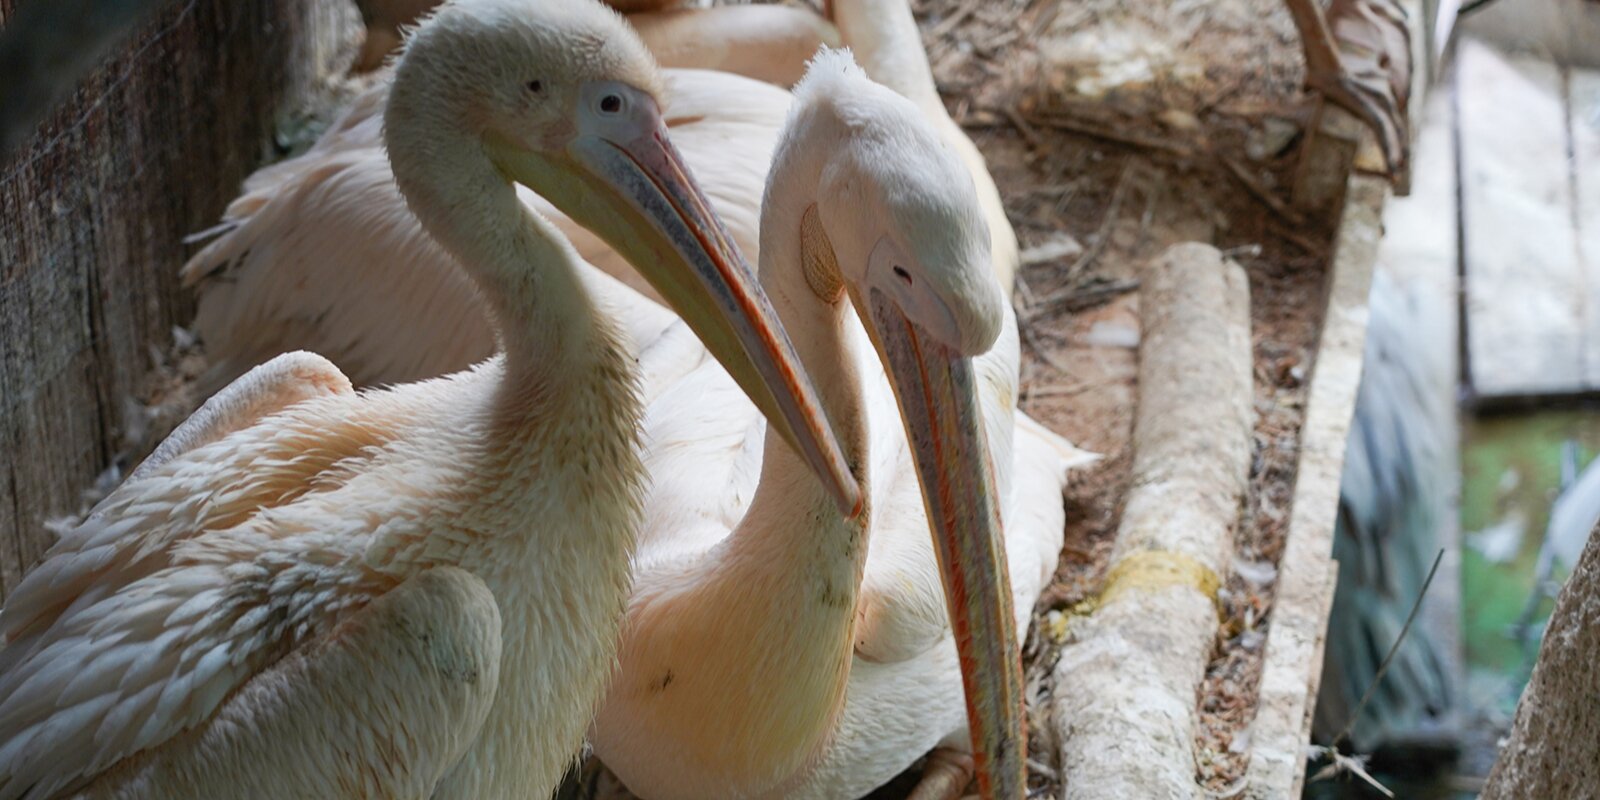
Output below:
[856,286,1027,799]
[488,83,860,518]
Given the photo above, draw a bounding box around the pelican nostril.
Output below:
[892,265,913,285]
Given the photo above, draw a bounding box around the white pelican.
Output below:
[588,52,1091,800]
[628,5,840,88]
[828,0,1018,292]
[178,0,1010,396]
[354,0,838,84]
[0,1,856,798]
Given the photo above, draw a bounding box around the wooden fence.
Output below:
[0,0,349,598]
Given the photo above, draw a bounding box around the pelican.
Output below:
[628,5,840,89]
[354,0,837,84]
[588,52,1091,800]
[0,1,855,797]
[178,0,1014,395]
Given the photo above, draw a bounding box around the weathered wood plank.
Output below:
[1458,0,1600,71]
[1244,173,1385,799]
[1457,39,1584,399]
[1378,90,1458,297]
[1572,69,1600,388]
[0,0,355,599]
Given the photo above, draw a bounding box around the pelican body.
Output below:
[0,2,855,797]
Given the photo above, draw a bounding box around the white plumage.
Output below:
[588,53,1093,800]
[0,2,849,797]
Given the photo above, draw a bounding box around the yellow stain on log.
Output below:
[1098,549,1223,615]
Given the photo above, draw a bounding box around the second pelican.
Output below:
[590,51,1088,800]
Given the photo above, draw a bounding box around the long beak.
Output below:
[501,87,860,518]
[859,287,1026,799]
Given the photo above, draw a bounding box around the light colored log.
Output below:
[1052,242,1253,800]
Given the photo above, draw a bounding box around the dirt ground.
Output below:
[95,1,1342,796]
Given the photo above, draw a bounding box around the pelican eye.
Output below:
[599,93,623,114]
[526,80,544,94]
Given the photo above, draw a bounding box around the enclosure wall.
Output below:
[0,0,347,599]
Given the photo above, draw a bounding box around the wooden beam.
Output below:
[1244,173,1388,799]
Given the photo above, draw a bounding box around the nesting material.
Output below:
[1051,243,1254,799]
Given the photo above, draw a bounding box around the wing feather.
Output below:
[0,527,391,800]
[2,355,358,652]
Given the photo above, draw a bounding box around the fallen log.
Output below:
[1051,242,1254,799]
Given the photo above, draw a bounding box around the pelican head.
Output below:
[386,0,859,516]
[786,50,1026,798]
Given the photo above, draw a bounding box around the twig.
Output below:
[1024,380,1114,400]
[927,0,979,40]
[1270,219,1326,255]
[1289,524,1438,800]
[1221,244,1263,261]
[1026,112,1194,159]
[1334,549,1447,746]
[1033,278,1140,314]
[1002,105,1045,151]
[1026,758,1060,782]
[1202,776,1248,799]
[1057,163,1135,282]
[1222,156,1306,228]
[1307,747,1395,798]
[1018,312,1076,376]
[1014,270,1039,311]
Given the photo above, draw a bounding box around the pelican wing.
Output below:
[0,357,457,799]
[635,334,765,559]
[630,5,839,88]
[0,525,393,800]
[59,567,498,799]
[180,140,498,393]
[131,351,353,481]
[2,353,358,645]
